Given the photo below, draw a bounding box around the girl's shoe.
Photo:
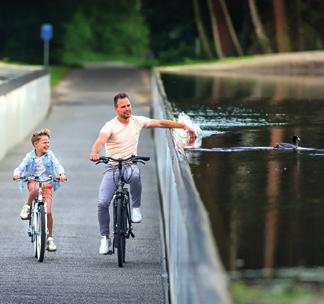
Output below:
[47,237,57,251]
[20,205,30,220]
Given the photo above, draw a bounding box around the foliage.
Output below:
[60,11,92,65]
[0,0,150,66]
[89,2,149,57]
[141,0,198,64]
[58,1,150,65]
[0,1,323,66]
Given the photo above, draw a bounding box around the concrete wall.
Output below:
[152,70,232,304]
[0,68,50,160]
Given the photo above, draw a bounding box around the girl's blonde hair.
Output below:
[31,128,51,145]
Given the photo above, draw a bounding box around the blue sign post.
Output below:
[40,24,53,67]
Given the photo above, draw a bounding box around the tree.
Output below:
[248,0,273,53]
[206,0,243,58]
[206,0,224,58]
[219,0,243,56]
[88,0,149,57]
[295,0,304,51]
[192,0,213,59]
[60,10,92,65]
[273,0,292,52]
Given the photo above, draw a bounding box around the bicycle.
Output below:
[95,155,150,267]
[20,176,54,262]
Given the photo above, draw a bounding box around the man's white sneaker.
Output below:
[99,236,112,255]
[47,237,57,252]
[132,208,142,223]
[20,205,30,220]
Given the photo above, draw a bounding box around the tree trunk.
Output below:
[273,0,292,52]
[219,0,243,56]
[295,0,304,51]
[206,0,224,59]
[248,0,273,53]
[192,0,213,59]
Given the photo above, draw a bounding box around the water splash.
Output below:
[173,105,287,135]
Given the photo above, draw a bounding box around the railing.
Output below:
[152,69,232,304]
[0,65,50,160]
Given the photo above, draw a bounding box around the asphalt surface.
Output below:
[0,63,164,304]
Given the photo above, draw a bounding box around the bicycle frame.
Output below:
[28,185,47,238]
[95,155,149,267]
[113,177,135,239]
[24,176,53,262]
[111,162,134,267]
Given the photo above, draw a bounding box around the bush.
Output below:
[60,11,92,65]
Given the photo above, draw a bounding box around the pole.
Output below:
[43,40,49,67]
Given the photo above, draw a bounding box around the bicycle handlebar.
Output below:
[95,155,150,165]
[19,176,58,183]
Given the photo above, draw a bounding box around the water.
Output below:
[161,72,324,280]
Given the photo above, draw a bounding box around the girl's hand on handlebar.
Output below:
[13,175,21,181]
[57,174,67,182]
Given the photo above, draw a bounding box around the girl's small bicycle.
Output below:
[21,176,54,262]
[95,155,150,267]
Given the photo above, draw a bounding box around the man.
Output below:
[89,92,196,255]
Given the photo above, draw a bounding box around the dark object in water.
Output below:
[274,135,300,150]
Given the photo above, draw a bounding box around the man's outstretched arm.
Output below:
[148,119,197,138]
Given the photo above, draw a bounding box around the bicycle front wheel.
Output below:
[31,213,38,258]
[116,198,125,267]
[35,205,46,262]
[122,204,129,263]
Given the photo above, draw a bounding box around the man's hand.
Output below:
[89,133,108,161]
[89,153,100,161]
[184,125,197,139]
[183,125,197,146]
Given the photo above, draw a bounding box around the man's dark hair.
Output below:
[114,93,129,107]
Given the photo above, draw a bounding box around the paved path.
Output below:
[0,63,164,304]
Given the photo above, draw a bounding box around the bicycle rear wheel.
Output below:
[35,205,46,262]
[116,198,125,267]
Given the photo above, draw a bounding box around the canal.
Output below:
[161,71,324,281]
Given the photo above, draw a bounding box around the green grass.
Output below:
[231,280,312,304]
[160,55,257,67]
[80,53,256,68]
[63,51,158,68]
[49,66,69,88]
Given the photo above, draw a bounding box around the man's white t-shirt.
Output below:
[100,116,151,158]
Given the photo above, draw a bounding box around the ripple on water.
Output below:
[173,105,287,136]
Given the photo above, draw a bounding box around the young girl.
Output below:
[13,128,66,251]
